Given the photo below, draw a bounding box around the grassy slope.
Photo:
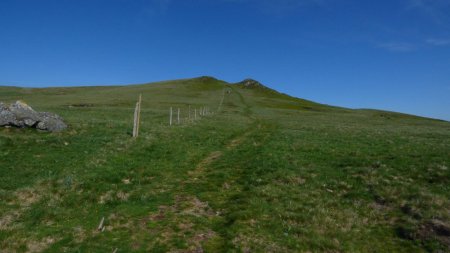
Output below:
[0,77,449,252]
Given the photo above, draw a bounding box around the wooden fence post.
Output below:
[218,88,225,112]
[177,108,180,124]
[132,94,142,138]
[133,102,138,137]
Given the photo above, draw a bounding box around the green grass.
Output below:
[1,76,449,252]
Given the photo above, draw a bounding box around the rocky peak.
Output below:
[237,79,264,88]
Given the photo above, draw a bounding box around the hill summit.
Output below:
[0,76,449,252]
[236,78,265,89]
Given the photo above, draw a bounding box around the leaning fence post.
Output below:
[133,102,138,137]
[132,94,142,138]
[218,88,225,112]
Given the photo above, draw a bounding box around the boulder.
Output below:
[0,102,18,126]
[8,101,40,127]
[0,101,67,132]
[36,112,67,132]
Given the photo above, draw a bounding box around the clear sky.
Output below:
[1,0,449,120]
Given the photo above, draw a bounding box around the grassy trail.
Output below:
[1,78,449,252]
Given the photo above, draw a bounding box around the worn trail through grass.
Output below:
[1,77,449,252]
[134,87,263,251]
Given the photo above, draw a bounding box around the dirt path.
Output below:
[189,86,254,180]
[134,87,259,251]
[188,130,250,181]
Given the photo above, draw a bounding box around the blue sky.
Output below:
[1,0,449,120]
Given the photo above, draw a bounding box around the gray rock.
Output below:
[8,101,40,127]
[36,112,67,132]
[239,79,263,88]
[0,101,67,132]
[0,102,18,126]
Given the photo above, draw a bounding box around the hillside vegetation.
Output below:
[1,77,449,252]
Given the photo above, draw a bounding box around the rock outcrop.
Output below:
[238,79,264,88]
[0,102,17,126]
[0,101,67,132]
[235,79,279,95]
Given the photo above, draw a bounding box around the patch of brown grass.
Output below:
[1,183,49,231]
[0,211,20,230]
[98,190,114,204]
[417,219,450,248]
[26,237,58,253]
[180,196,215,218]
[232,233,289,253]
[14,187,42,207]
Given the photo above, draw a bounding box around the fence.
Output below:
[132,87,228,138]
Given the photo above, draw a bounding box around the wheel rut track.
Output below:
[189,85,257,180]
[183,87,278,250]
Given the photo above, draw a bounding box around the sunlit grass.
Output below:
[1,77,449,252]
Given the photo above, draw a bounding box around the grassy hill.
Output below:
[1,77,449,252]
